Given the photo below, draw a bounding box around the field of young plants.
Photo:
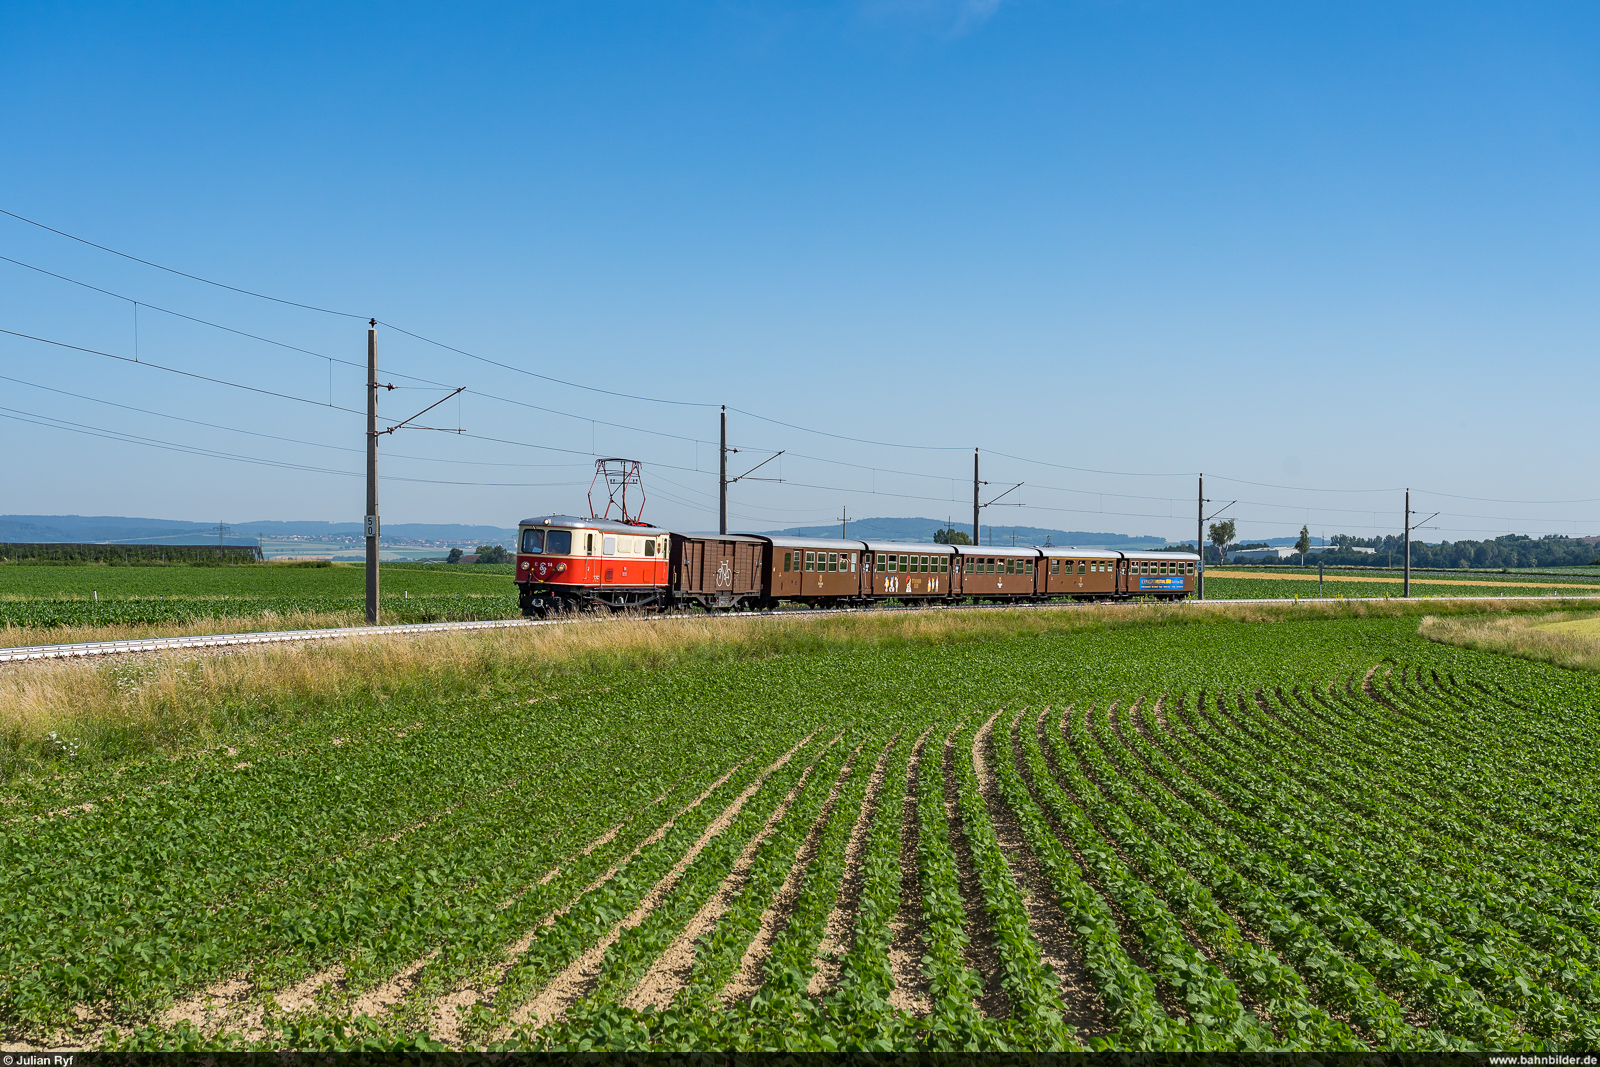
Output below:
[1205,569,1600,602]
[2,606,1597,1053]
[0,562,518,633]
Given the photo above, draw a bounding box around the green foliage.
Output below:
[474,545,511,564]
[0,542,261,564]
[1208,519,1236,562]
[934,528,973,545]
[0,561,517,630]
[6,609,1600,1052]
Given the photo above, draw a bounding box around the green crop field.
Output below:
[1203,574,1600,601]
[0,562,519,635]
[3,605,1597,1053]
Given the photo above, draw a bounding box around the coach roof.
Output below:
[757,534,867,552]
[951,544,1042,557]
[862,541,956,555]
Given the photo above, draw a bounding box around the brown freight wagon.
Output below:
[672,533,766,610]
[1117,550,1199,600]
[1039,549,1120,601]
[764,536,867,605]
[953,545,1042,601]
[864,542,957,601]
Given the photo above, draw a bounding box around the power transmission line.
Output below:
[0,207,367,318]
[1,326,366,414]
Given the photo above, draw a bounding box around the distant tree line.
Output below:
[933,527,973,545]
[1224,533,1600,569]
[0,542,263,565]
[446,544,512,564]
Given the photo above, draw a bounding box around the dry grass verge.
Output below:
[1420,610,1600,672]
[0,611,382,650]
[0,597,1586,779]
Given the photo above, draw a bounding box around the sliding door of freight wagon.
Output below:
[735,542,759,595]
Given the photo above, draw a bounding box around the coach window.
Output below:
[876,554,886,572]
[521,529,544,553]
[940,556,948,573]
[850,553,858,572]
[805,551,815,572]
[783,551,792,572]
[826,552,836,572]
[897,554,906,570]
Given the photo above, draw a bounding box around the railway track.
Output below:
[2,593,1597,663]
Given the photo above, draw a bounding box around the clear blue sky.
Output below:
[2,1,1596,544]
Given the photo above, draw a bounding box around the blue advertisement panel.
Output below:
[1138,575,1185,591]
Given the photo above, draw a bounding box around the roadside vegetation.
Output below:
[1422,610,1600,673]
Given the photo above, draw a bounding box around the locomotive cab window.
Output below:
[645,539,656,557]
[521,529,544,553]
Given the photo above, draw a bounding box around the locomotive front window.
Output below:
[543,530,572,555]
[521,529,545,553]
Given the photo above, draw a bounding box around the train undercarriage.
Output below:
[519,583,1188,618]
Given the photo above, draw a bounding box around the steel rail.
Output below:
[3,592,1598,664]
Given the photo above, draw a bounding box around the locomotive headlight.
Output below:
[519,560,530,570]
[556,563,566,573]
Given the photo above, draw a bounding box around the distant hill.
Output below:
[753,516,1169,548]
[0,515,515,546]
